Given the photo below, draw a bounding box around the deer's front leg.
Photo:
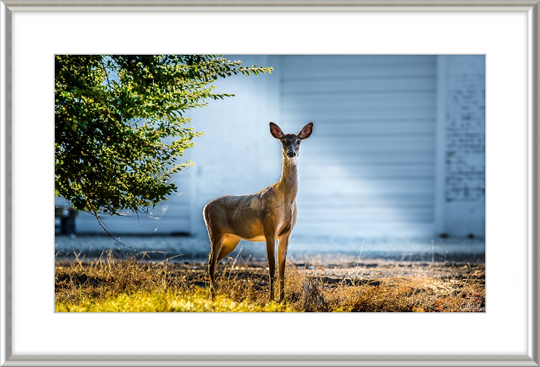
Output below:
[265,234,277,301]
[277,232,291,302]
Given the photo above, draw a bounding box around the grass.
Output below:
[55,251,485,312]
[55,290,294,312]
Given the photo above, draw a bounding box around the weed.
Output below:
[55,250,485,312]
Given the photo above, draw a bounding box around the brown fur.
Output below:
[204,122,313,301]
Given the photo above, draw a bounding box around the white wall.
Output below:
[279,55,438,237]
[56,55,485,239]
[186,55,281,236]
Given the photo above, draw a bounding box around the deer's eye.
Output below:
[296,140,301,144]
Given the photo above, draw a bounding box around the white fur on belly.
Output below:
[244,235,266,242]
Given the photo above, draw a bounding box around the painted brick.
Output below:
[445,57,485,204]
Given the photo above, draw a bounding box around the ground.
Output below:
[55,235,485,312]
[55,234,485,263]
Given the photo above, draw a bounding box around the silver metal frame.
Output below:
[1,1,538,366]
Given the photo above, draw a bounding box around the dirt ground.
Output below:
[150,257,485,283]
[55,253,485,312]
[56,257,483,293]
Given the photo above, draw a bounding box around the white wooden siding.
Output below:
[56,55,443,238]
[281,55,437,237]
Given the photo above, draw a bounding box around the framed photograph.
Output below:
[1,1,538,366]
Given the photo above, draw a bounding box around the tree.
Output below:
[55,55,272,220]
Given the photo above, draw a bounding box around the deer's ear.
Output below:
[269,122,283,139]
[298,122,313,140]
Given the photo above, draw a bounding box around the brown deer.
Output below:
[203,122,313,302]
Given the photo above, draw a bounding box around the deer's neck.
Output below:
[278,156,299,199]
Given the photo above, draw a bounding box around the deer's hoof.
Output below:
[209,287,217,300]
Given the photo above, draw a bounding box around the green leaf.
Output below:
[55,55,272,217]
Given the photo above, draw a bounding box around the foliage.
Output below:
[55,55,272,216]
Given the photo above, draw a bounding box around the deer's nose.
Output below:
[287,150,296,158]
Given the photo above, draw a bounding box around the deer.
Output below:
[203,122,313,302]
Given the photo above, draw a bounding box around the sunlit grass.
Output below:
[55,290,294,312]
[55,250,485,312]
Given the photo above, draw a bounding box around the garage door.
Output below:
[280,55,437,237]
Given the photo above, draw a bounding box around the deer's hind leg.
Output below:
[217,235,241,262]
[208,234,241,294]
[207,234,224,292]
[204,204,220,292]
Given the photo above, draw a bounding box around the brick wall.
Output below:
[443,56,485,236]
[446,73,485,202]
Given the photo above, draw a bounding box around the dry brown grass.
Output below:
[55,251,485,312]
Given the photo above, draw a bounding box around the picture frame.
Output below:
[1,1,538,366]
